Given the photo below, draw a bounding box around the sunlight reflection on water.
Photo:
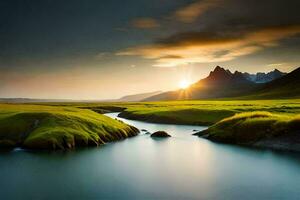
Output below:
[0,113,299,199]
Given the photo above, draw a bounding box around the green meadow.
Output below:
[71,99,300,125]
[0,104,138,150]
[1,99,299,150]
[101,99,299,150]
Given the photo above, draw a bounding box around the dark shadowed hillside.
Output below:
[144,66,299,101]
[144,66,256,101]
[243,67,300,99]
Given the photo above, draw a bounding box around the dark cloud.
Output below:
[118,25,300,66]
[1,0,300,98]
[118,0,300,67]
[174,0,222,23]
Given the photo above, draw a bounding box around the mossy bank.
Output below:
[0,104,139,150]
[195,112,300,152]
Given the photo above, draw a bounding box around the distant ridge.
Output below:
[144,66,298,101]
[1,67,297,103]
[0,91,163,103]
[144,66,256,101]
[0,98,73,103]
[117,91,162,102]
[243,69,287,83]
[243,67,300,99]
[0,98,117,103]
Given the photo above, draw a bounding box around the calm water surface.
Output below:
[0,112,300,200]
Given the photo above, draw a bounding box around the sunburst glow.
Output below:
[178,79,191,89]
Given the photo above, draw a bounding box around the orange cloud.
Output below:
[117,25,300,67]
[175,0,222,23]
[131,18,160,29]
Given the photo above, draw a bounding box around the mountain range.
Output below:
[243,69,287,83]
[144,66,299,101]
[1,67,298,103]
[244,67,300,99]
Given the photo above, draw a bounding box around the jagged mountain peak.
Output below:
[144,66,298,101]
[212,66,231,74]
[214,66,224,71]
[273,68,281,73]
[207,66,232,81]
[234,70,243,75]
[233,71,246,78]
[243,68,287,83]
[205,66,250,85]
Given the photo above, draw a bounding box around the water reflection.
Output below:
[0,113,299,199]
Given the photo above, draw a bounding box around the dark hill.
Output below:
[144,66,299,101]
[243,67,300,99]
[144,66,256,101]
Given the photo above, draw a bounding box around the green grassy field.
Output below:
[0,104,138,150]
[66,99,300,125]
[1,99,299,151]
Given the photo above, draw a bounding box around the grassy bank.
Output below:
[0,104,139,150]
[195,112,300,151]
[93,100,300,151]
[118,107,235,125]
[2,99,299,151]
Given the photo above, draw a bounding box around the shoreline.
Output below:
[117,110,300,153]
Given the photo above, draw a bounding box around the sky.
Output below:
[1,0,300,100]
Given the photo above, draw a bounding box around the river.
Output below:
[0,112,300,199]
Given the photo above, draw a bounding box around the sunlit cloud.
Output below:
[117,25,300,67]
[174,0,222,23]
[267,63,287,67]
[131,18,160,29]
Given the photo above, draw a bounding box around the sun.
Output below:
[178,79,191,89]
